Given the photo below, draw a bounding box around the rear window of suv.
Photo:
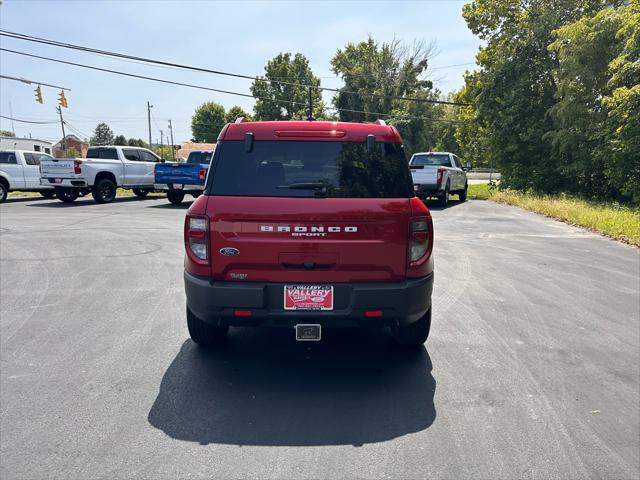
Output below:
[207,141,413,198]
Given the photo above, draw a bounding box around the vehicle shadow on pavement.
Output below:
[146,202,193,209]
[148,328,436,446]
[26,197,162,207]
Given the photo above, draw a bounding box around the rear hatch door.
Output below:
[207,197,411,283]
[205,138,415,283]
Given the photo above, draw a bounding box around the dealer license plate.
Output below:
[284,285,333,311]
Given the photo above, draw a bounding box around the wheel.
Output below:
[133,188,149,198]
[167,190,185,205]
[393,308,431,347]
[0,183,7,203]
[438,183,450,207]
[40,190,56,199]
[459,183,468,202]
[187,307,228,347]
[92,178,117,203]
[56,187,79,203]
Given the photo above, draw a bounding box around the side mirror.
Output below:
[466,163,471,171]
[160,158,166,163]
[366,134,376,154]
[244,132,254,153]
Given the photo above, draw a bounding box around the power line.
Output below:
[1,48,465,124]
[0,114,58,124]
[0,30,470,106]
[0,48,305,108]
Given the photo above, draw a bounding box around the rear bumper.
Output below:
[414,184,443,197]
[41,178,87,188]
[154,183,204,192]
[185,272,433,328]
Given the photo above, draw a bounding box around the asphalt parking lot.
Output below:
[1,195,638,479]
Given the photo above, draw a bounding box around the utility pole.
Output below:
[168,120,175,161]
[307,86,314,121]
[147,101,153,148]
[160,129,164,154]
[56,105,67,155]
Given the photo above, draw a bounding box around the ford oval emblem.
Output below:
[219,247,240,256]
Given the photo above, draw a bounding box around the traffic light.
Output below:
[35,85,43,104]
[58,90,68,108]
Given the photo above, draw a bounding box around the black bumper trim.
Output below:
[185,272,433,328]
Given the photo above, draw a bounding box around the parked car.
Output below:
[409,151,468,206]
[154,150,213,205]
[184,120,434,348]
[0,150,55,203]
[40,146,161,203]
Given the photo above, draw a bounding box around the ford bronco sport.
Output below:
[184,120,434,347]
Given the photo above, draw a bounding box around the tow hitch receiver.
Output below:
[295,324,321,341]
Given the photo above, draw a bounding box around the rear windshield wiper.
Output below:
[277,182,328,196]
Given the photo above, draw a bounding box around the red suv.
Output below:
[184,120,434,347]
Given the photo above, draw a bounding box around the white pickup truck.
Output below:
[0,150,56,203]
[40,146,161,203]
[409,151,469,207]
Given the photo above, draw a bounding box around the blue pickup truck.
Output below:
[154,150,213,205]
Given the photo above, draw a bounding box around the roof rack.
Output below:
[234,117,246,124]
[374,119,387,126]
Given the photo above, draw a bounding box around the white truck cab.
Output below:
[0,150,55,203]
[409,151,469,207]
[40,146,161,203]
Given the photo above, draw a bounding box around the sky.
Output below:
[0,0,480,145]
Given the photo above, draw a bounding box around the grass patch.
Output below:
[467,183,492,200]
[469,185,639,246]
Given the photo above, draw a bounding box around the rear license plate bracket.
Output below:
[295,324,321,341]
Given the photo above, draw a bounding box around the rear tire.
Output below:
[56,187,79,203]
[438,184,450,207]
[92,178,117,204]
[132,188,150,198]
[187,307,228,347]
[167,190,185,205]
[0,183,7,203]
[459,183,468,202]
[40,190,56,199]
[394,308,431,347]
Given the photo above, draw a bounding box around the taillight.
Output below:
[198,168,207,181]
[74,160,82,174]
[409,216,432,263]
[186,215,209,263]
[436,167,444,185]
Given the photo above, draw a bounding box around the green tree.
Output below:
[0,130,15,137]
[460,0,612,193]
[191,102,226,143]
[113,134,128,146]
[224,105,253,124]
[90,122,114,146]
[251,53,325,120]
[330,37,442,156]
[154,145,173,161]
[66,146,79,158]
[127,138,149,148]
[331,37,436,122]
